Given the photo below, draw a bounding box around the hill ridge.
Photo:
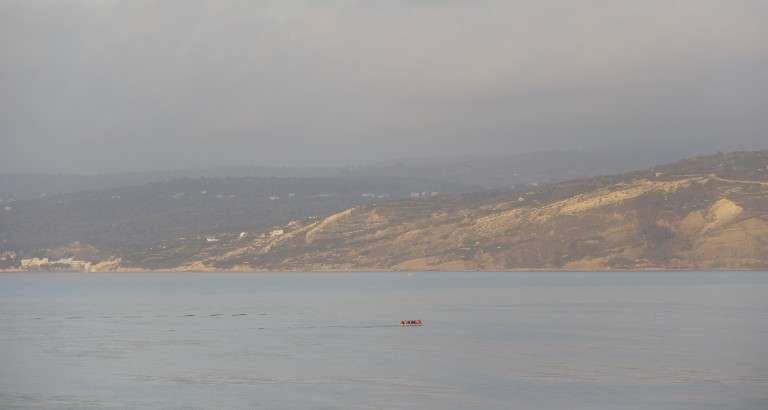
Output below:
[4,150,768,271]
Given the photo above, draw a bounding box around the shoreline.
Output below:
[3,267,767,273]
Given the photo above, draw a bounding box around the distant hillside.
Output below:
[0,176,471,254]
[0,169,352,202]
[4,151,768,271]
[0,149,674,201]
[355,149,683,189]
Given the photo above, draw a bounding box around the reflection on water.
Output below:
[1,272,767,409]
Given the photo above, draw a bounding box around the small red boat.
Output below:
[400,319,423,326]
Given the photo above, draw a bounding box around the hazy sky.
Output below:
[2,0,766,173]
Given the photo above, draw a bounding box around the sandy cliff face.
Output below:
[162,152,768,271]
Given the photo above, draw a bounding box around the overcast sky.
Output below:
[2,0,766,174]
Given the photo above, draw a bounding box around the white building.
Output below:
[269,229,285,237]
[21,258,49,269]
[20,257,91,271]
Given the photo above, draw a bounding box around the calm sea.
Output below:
[1,272,766,409]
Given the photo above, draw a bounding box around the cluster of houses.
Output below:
[201,218,312,245]
[181,192,310,201]
[410,191,440,200]
[361,193,390,199]
[19,257,92,271]
[0,251,17,263]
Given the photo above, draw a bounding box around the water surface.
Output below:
[1,272,767,409]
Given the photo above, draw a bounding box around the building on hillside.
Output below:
[21,257,91,271]
[21,258,49,269]
[270,229,285,237]
[410,191,440,200]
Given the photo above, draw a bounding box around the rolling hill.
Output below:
[4,151,768,271]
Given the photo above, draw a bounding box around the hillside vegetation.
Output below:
[4,151,768,271]
[0,176,470,252]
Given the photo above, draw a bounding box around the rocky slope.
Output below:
[6,151,768,271]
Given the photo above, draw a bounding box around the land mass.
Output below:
[3,151,768,271]
[0,149,676,200]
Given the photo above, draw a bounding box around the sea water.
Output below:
[1,272,766,409]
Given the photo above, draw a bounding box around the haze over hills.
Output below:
[353,149,691,189]
[3,151,768,271]
[0,149,690,201]
[0,176,469,255]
